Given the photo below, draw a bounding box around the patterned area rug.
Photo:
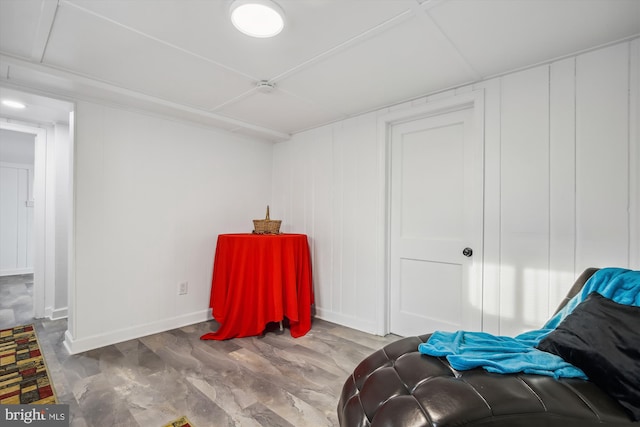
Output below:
[162,415,193,427]
[0,324,57,404]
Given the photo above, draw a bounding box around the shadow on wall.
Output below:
[479,264,585,336]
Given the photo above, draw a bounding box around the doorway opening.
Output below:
[376,90,485,336]
[0,88,74,326]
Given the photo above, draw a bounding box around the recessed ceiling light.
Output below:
[2,100,26,109]
[230,0,284,38]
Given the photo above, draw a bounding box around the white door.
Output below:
[389,107,483,337]
[0,163,34,275]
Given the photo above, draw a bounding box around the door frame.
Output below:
[0,161,34,276]
[375,90,485,335]
[0,121,47,318]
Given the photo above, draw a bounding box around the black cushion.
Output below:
[537,292,640,420]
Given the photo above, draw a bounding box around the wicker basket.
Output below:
[253,205,281,234]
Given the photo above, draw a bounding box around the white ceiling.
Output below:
[0,0,638,141]
[0,86,73,124]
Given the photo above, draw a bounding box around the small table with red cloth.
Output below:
[200,233,314,340]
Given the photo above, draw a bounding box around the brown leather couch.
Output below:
[337,268,636,426]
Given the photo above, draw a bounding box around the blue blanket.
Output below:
[418,267,640,379]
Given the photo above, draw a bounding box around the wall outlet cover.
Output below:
[178,282,188,295]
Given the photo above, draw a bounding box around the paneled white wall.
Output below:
[66,101,273,353]
[498,66,551,335]
[272,40,640,337]
[575,44,631,270]
[272,114,383,332]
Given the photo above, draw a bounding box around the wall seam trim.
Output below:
[547,64,552,318]
[627,41,632,267]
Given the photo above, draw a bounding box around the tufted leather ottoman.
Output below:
[337,269,635,427]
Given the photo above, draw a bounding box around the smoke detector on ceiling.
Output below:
[256,80,276,93]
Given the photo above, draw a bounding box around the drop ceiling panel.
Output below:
[64,0,417,79]
[429,0,640,77]
[279,15,476,118]
[218,89,341,134]
[43,3,253,110]
[0,0,45,58]
[2,61,289,140]
[1,0,638,140]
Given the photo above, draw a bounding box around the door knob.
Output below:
[462,247,473,257]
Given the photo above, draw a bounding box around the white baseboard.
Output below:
[314,307,380,336]
[45,306,68,320]
[63,309,213,354]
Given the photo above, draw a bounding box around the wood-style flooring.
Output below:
[0,274,401,427]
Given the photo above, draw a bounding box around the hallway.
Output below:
[0,273,35,328]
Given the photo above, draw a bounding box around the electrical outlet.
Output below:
[178,281,188,295]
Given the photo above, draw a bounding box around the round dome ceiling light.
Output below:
[230,0,285,38]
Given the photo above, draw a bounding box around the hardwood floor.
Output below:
[0,275,401,427]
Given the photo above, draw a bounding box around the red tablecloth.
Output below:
[200,233,314,340]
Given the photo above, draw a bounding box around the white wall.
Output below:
[52,123,70,319]
[65,101,273,353]
[0,129,35,164]
[43,124,57,318]
[0,129,34,276]
[272,39,640,337]
[272,114,383,333]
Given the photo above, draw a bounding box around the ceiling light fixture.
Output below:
[230,0,285,38]
[2,100,26,109]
